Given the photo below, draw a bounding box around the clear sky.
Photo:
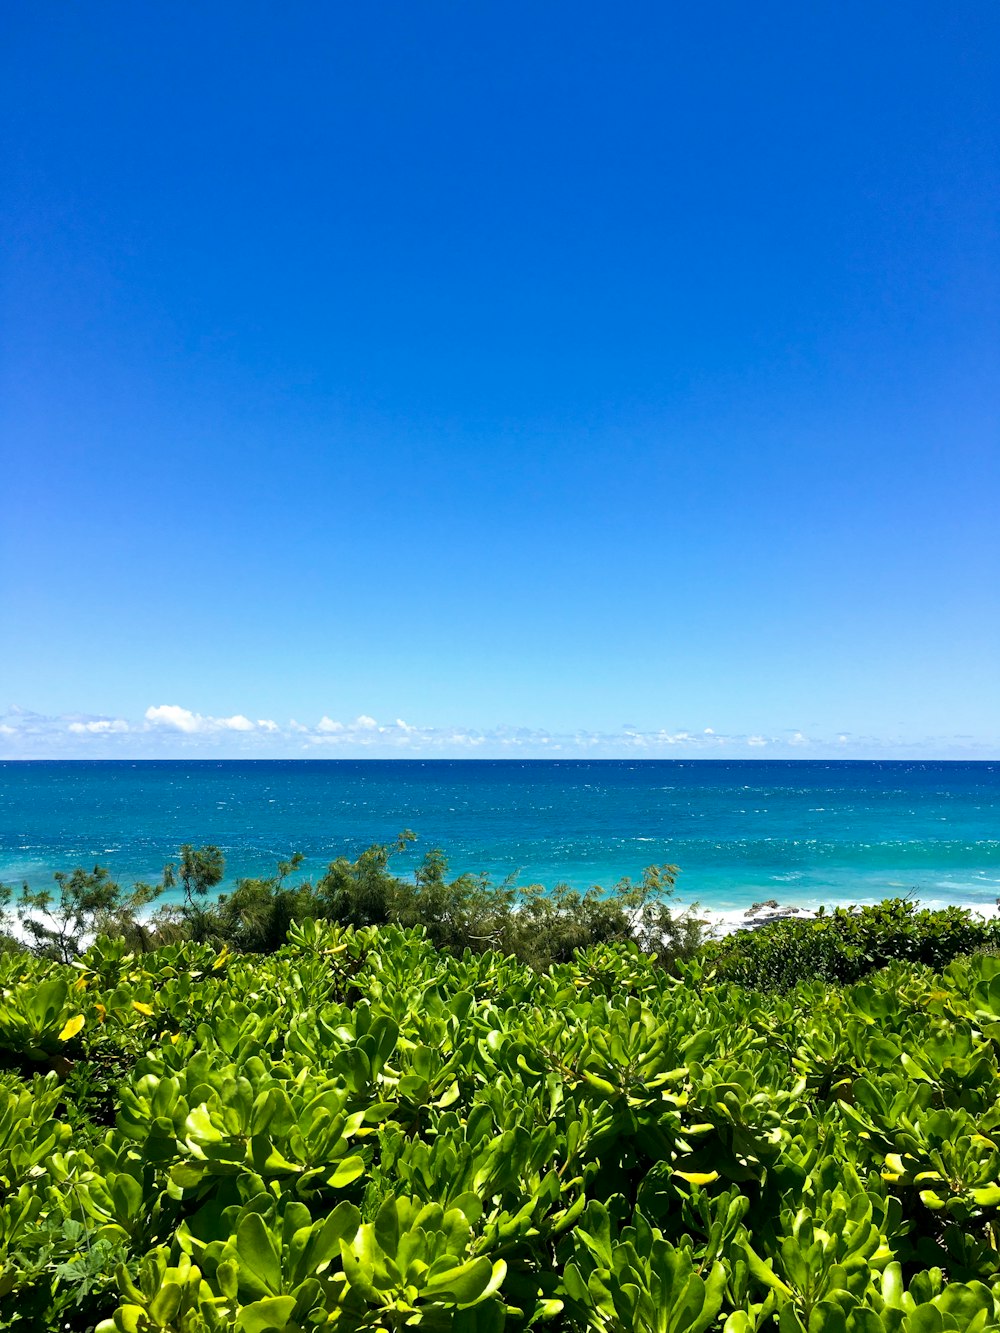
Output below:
[2,2,998,758]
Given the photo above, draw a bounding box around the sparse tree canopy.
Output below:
[177,844,226,905]
[16,865,165,963]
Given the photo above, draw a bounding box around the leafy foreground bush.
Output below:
[3,927,1000,1329]
[703,899,1000,991]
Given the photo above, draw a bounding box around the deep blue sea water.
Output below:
[2,760,999,919]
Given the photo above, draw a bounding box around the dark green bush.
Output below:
[308,838,704,971]
[702,897,999,991]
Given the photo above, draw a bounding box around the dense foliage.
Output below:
[4,918,1000,1331]
[703,899,1000,991]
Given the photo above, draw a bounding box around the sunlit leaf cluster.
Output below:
[2,922,1000,1330]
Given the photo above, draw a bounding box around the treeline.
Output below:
[3,835,998,988]
[1,835,702,973]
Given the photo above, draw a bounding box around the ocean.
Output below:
[1,760,999,923]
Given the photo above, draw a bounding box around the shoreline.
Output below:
[4,855,1000,931]
[697,896,1000,938]
[8,886,1000,951]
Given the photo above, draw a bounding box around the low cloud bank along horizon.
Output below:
[0,704,993,760]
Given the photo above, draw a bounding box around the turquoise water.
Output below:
[1,760,999,917]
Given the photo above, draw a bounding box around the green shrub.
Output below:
[702,898,999,991]
[4,926,1000,1328]
[193,836,705,973]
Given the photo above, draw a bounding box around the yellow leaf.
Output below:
[132,1001,154,1016]
[74,976,88,992]
[58,1015,85,1042]
[95,1003,107,1024]
[212,947,229,971]
[673,1170,719,1185]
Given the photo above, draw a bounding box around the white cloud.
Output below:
[145,704,204,733]
[2,703,995,759]
[145,705,257,734]
[307,714,388,747]
[220,714,255,732]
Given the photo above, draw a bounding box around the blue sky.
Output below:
[2,2,998,758]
